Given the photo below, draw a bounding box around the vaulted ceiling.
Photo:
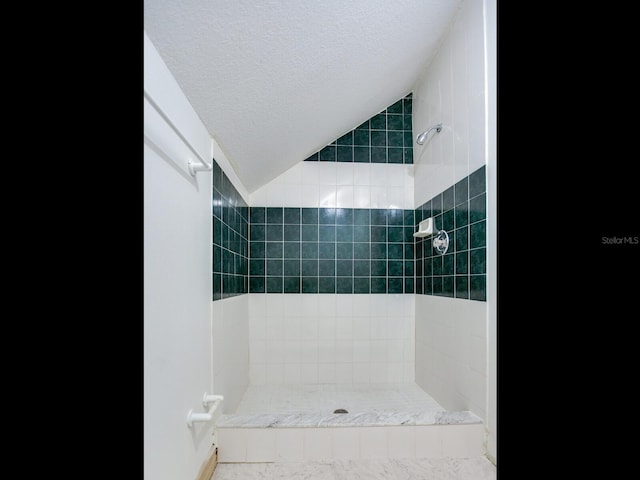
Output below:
[144,0,462,192]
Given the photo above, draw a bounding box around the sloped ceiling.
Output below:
[144,0,462,193]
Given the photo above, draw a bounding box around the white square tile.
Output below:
[246,429,277,462]
[248,293,266,317]
[300,363,318,384]
[275,429,305,462]
[370,163,388,186]
[353,340,370,363]
[387,164,404,186]
[283,363,301,384]
[265,316,284,340]
[266,295,284,317]
[319,184,336,205]
[335,363,353,384]
[299,184,320,207]
[336,185,354,207]
[387,340,404,362]
[266,363,284,384]
[414,426,443,457]
[249,185,270,206]
[300,340,318,364]
[387,186,405,209]
[441,424,484,457]
[281,185,302,206]
[266,340,285,363]
[317,294,336,317]
[249,315,267,340]
[352,317,371,340]
[353,163,371,186]
[318,316,336,339]
[353,186,371,208]
[352,363,370,383]
[335,295,353,315]
[387,426,415,458]
[249,363,266,385]
[301,161,320,184]
[318,162,337,185]
[386,363,404,382]
[360,427,387,458]
[369,363,388,383]
[335,340,353,363]
[335,317,353,340]
[352,295,372,317]
[283,341,302,363]
[318,363,336,383]
[336,162,354,185]
[318,340,336,363]
[283,317,302,340]
[217,428,247,462]
[300,294,319,316]
[300,316,318,339]
[303,428,332,460]
[249,340,267,364]
[402,363,415,382]
[370,186,387,208]
[332,428,361,459]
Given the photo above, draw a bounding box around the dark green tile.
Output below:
[319,145,336,161]
[388,244,403,260]
[371,226,387,242]
[402,114,412,131]
[371,260,387,276]
[455,203,468,229]
[336,277,353,294]
[432,256,442,275]
[318,277,335,293]
[470,275,486,301]
[387,114,403,130]
[371,209,387,225]
[388,131,404,148]
[388,261,403,277]
[318,242,335,259]
[336,226,353,243]
[404,243,414,259]
[354,129,370,146]
[470,247,486,274]
[301,259,318,276]
[354,209,370,225]
[223,250,233,273]
[371,113,386,129]
[302,224,318,241]
[284,277,300,293]
[403,148,413,164]
[318,260,335,276]
[403,226,415,242]
[250,259,264,276]
[432,277,443,296]
[283,207,301,224]
[304,152,319,161]
[302,277,318,293]
[302,208,318,224]
[266,259,283,276]
[388,277,403,293]
[404,278,414,293]
[337,146,353,162]
[335,208,353,225]
[266,224,283,241]
[403,97,412,114]
[249,207,267,227]
[250,242,265,258]
[371,243,387,259]
[266,277,283,293]
[213,218,222,244]
[353,225,370,242]
[319,225,336,242]
[423,277,433,295]
[371,147,387,163]
[415,277,423,295]
[469,193,486,224]
[442,186,454,211]
[353,243,370,260]
[431,193,442,216]
[250,224,265,241]
[353,277,370,293]
[388,227,403,242]
[442,209,454,231]
[336,260,352,276]
[443,254,454,275]
[266,242,283,259]
[404,260,414,276]
[371,131,386,146]
[455,177,468,206]
[456,251,468,274]
[249,276,264,294]
[213,273,222,300]
[455,226,468,251]
[302,242,318,259]
[284,224,301,241]
[442,276,454,297]
[284,259,300,276]
[371,277,387,293]
[213,246,222,273]
[337,131,353,145]
[387,99,403,114]
[387,209,402,226]
[416,257,423,277]
[403,209,415,227]
[353,260,370,276]
[319,208,336,224]
[469,220,486,248]
[266,207,283,224]
[354,146,370,162]
[455,276,469,299]
[433,214,443,234]
[469,166,486,197]
[212,163,223,191]
[336,243,353,259]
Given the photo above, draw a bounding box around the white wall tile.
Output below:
[318,185,337,207]
[318,340,336,363]
[334,363,353,384]
[318,162,337,185]
[217,429,247,462]
[336,162,354,186]
[387,186,405,209]
[299,184,320,207]
[353,186,371,208]
[266,294,284,317]
[283,363,302,384]
[353,363,370,383]
[353,163,371,185]
[300,363,318,384]
[370,164,388,186]
[334,340,353,363]
[335,317,353,339]
[266,363,284,384]
[318,363,336,383]
[414,426,443,457]
[317,294,337,317]
[300,316,318,339]
[303,428,332,461]
[300,294,319,316]
[360,427,387,458]
[246,429,277,462]
[352,317,371,339]
[249,364,266,385]
[332,428,361,460]
[318,317,336,339]
[370,186,387,208]
[301,162,320,185]
[353,341,370,363]
[387,426,415,458]
[336,185,354,207]
[300,340,319,364]
[275,429,305,462]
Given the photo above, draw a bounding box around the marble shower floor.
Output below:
[211,457,497,480]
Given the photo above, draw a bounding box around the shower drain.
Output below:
[333,408,348,414]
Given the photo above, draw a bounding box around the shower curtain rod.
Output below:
[144,89,212,176]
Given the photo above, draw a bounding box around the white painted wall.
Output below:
[144,32,215,480]
[251,162,415,210]
[249,294,414,384]
[411,0,495,458]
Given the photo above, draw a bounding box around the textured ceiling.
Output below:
[144,0,462,193]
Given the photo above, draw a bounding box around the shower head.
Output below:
[416,123,442,145]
